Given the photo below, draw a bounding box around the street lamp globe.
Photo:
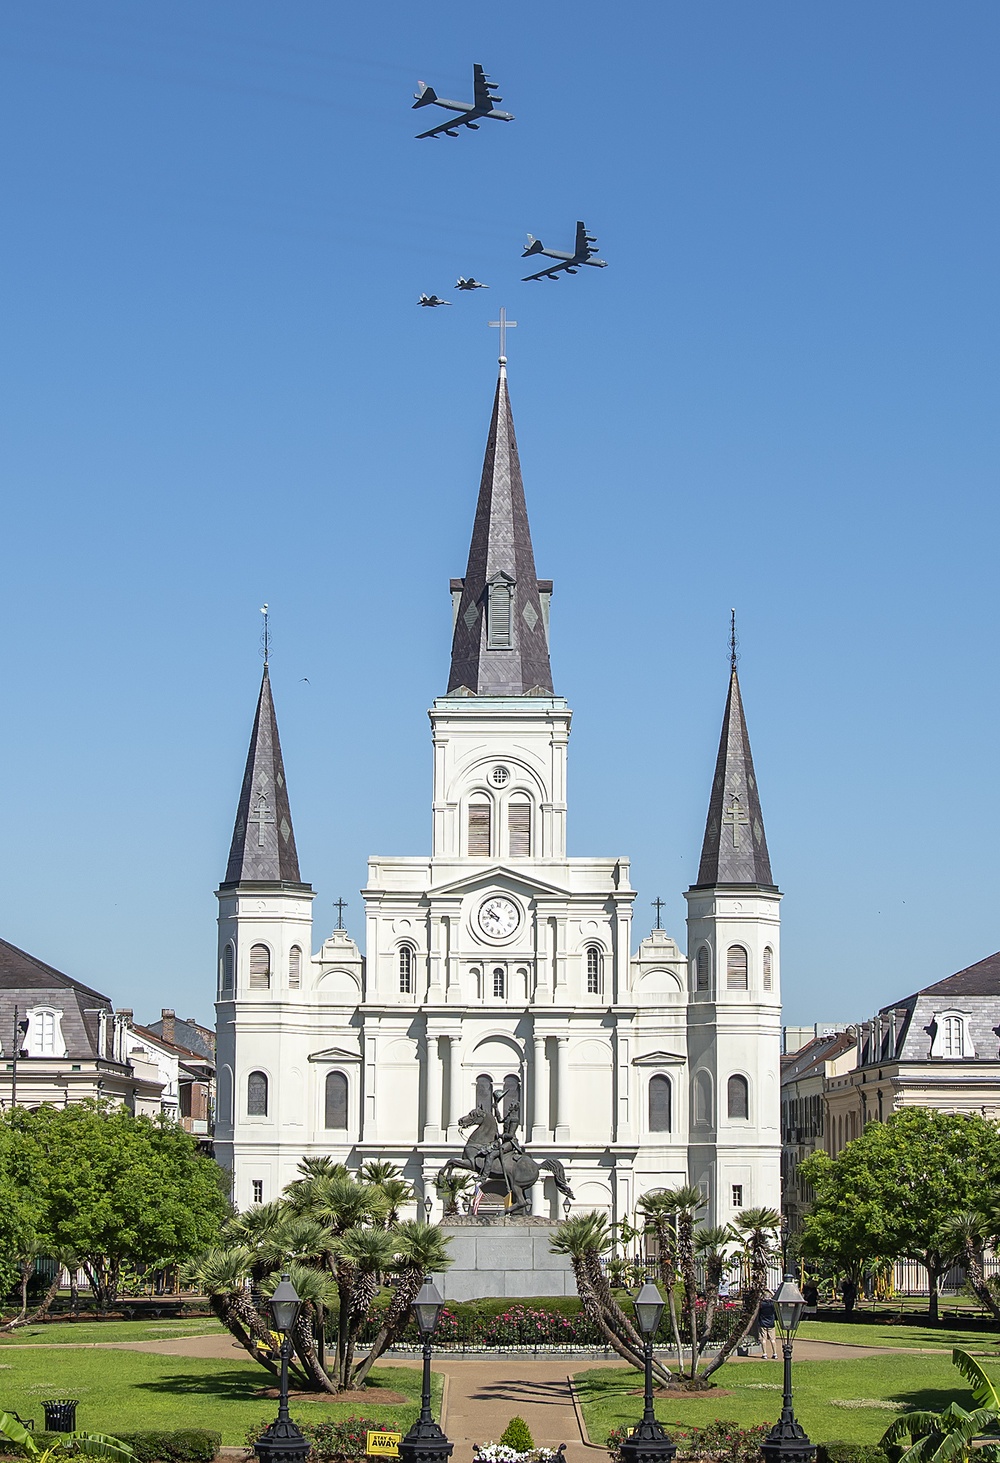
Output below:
[412,1277,444,1339]
[633,1281,666,1339]
[269,1274,302,1336]
[772,1276,806,1340]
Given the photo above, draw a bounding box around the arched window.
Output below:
[399,946,414,994]
[943,1016,963,1057]
[726,946,748,991]
[470,966,482,1000]
[503,1074,521,1126]
[694,1071,712,1127]
[222,944,235,992]
[487,578,514,648]
[289,946,302,989]
[727,1074,750,1120]
[247,1071,268,1117]
[696,947,710,991]
[325,1071,348,1130]
[492,966,506,998]
[508,798,531,857]
[476,1073,493,1114]
[586,946,603,995]
[648,1074,671,1133]
[468,797,492,856]
[249,944,271,991]
[762,947,773,992]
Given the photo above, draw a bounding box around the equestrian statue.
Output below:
[436,1087,573,1218]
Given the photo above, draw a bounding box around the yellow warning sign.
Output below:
[366,1432,401,1458]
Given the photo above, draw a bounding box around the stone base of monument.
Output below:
[434,1220,574,1301]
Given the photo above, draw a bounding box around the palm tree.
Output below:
[700,1206,781,1382]
[638,1191,684,1371]
[186,1246,281,1377]
[261,1262,339,1393]
[550,1214,674,1385]
[694,1224,734,1363]
[939,1213,1000,1323]
[360,1160,401,1186]
[352,1220,452,1388]
[435,1171,472,1217]
[338,1228,400,1386]
[373,1178,414,1227]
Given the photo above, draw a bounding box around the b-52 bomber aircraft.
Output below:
[522,221,607,281]
[456,277,489,291]
[413,64,513,139]
[418,294,451,307]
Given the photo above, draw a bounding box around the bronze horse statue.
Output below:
[437,1104,573,1217]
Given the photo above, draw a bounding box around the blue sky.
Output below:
[1,1,998,1028]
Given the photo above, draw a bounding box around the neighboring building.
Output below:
[825,952,1000,1150]
[0,938,163,1112]
[780,1027,855,1231]
[125,1018,215,1138]
[144,1009,216,1137]
[215,359,784,1226]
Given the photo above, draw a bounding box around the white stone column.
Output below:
[424,1033,442,1141]
[555,1035,570,1142]
[532,1033,550,1142]
[442,1034,456,1138]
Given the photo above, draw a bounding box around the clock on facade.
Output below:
[478,896,520,940]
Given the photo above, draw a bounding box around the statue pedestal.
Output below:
[434,1221,573,1301]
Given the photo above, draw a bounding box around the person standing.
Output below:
[757,1296,778,1359]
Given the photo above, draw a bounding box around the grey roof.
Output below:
[693,668,775,889]
[447,367,554,697]
[781,1030,854,1086]
[916,951,1000,1000]
[0,936,112,1059]
[145,1016,215,1060]
[862,951,1000,1064]
[222,668,305,887]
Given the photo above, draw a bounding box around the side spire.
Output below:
[447,360,554,696]
[223,666,303,886]
[694,621,774,889]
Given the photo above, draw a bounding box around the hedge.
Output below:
[816,1447,890,1463]
[1,1433,219,1463]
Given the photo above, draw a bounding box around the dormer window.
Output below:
[26,1008,63,1058]
[487,575,515,649]
[929,1009,973,1060]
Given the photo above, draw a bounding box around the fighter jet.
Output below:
[522,221,607,281]
[418,294,451,307]
[456,278,489,291]
[413,64,514,139]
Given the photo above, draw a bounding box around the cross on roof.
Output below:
[488,306,517,361]
[652,897,665,930]
[333,897,348,930]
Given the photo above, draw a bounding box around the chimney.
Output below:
[161,1008,176,1044]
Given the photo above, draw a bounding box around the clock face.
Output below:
[478,896,520,940]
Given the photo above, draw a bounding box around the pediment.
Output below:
[632,1050,687,1066]
[308,1046,362,1064]
[429,864,569,899]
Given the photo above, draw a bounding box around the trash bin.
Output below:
[43,1401,79,1433]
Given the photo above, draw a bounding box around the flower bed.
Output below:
[246,1417,399,1463]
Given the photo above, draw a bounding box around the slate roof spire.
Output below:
[447,362,554,696]
[693,625,775,889]
[222,666,304,886]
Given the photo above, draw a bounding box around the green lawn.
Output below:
[798,1318,1000,1352]
[0,1320,216,1347]
[0,1347,439,1444]
[574,1353,999,1447]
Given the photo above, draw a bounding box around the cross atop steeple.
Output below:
[489,307,517,364]
[222,664,305,888]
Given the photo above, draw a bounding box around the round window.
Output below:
[491,766,510,787]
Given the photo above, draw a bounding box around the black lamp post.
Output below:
[618,1281,676,1463]
[398,1278,453,1463]
[760,1276,816,1463]
[254,1274,310,1463]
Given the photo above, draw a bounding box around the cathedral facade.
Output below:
[214,363,782,1227]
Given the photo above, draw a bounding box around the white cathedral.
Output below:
[214,360,782,1227]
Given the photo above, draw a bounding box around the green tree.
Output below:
[4,1102,229,1310]
[800,1109,1000,1320]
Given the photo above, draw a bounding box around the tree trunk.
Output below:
[208,1294,281,1379]
[352,1268,421,1389]
[292,1306,337,1393]
[926,1260,941,1323]
[571,1257,673,1384]
[961,1246,1000,1322]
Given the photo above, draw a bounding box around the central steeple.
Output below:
[447,363,554,696]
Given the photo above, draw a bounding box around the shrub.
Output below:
[8,1431,219,1463]
[498,1420,534,1452]
[607,1420,768,1463]
[246,1417,398,1463]
[816,1448,890,1463]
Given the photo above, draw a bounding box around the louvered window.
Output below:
[488,581,513,648]
[726,946,748,991]
[696,947,710,991]
[289,946,302,989]
[649,1074,671,1132]
[468,801,491,856]
[508,800,530,857]
[727,1074,749,1120]
[399,946,414,994]
[249,944,271,990]
[492,967,506,998]
[325,1071,348,1129]
[247,1071,268,1116]
[222,945,234,991]
[762,947,773,992]
[586,946,603,995]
